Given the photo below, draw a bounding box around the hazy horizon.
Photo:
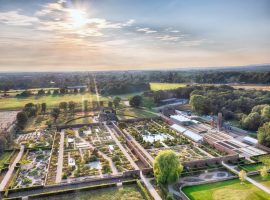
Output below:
[0,0,270,71]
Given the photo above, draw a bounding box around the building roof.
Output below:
[170,115,191,123]
[242,136,258,145]
[171,124,187,133]
[183,130,203,142]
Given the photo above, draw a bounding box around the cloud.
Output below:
[34,0,135,38]
[137,27,157,34]
[156,35,180,41]
[0,11,39,26]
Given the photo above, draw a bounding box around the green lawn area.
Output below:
[252,174,270,188]
[116,107,157,119]
[150,82,186,91]
[31,185,146,200]
[182,178,270,200]
[66,116,93,125]
[0,93,108,110]
[0,152,12,169]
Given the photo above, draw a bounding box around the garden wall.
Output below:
[183,154,239,168]
[256,144,270,153]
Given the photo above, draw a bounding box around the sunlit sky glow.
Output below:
[0,0,270,71]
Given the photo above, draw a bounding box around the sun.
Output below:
[69,9,88,28]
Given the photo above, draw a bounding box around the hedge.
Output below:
[27,182,117,199]
[136,180,152,200]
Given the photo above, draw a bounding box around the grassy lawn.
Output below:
[150,82,186,91]
[117,107,157,119]
[31,185,146,200]
[183,178,270,200]
[252,174,270,188]
[0,152,12,169]
[0,93,108,110]
[66,116,93,125]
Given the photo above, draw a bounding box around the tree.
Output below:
[113,97,121,108]
[68,101,76,112]
[53,89,59,95]
[108,101,113,108]
[16,111,28,129]
[51,108,60,123]
[153,150,183,185]
[260,166,268,180]
[37,89,45,96]
[129,95,142,107]
[262,105,270,121]
[241,112,262,131]
[258,122,270,147]
[83,100,88,112]
[59,102,68,112]
[41,103,46,114]
[239,170,246,184]
[189,94,208,114]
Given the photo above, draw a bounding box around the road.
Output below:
[105,124,162,200]
[0,145,24,191]
[222,161,270,194]
[55,130,64,183]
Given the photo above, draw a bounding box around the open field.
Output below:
[231,84,270,91]
[150,82,186,91]
[117,107,157,119]
[182,178,270,200]
[31,184,146,200]
[0,93,108,110]
[0,88,59,97]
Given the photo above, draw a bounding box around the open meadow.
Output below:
[0,93,107,110]
[150,82,186,91]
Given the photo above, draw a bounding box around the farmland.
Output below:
[0,93,107,111]
[150,82,186,91]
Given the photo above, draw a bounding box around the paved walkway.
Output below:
[104,124,139,170]
[105,124,162,200]
[0,145,24,191]
[222,161,270,194]
[56,131,64,183]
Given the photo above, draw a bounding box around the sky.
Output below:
[0,0,270,72]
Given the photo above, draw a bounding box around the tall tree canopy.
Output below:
[154,150,183,185]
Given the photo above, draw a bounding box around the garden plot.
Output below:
[12,150,50,188]
[46,133,60,185]
[79,125,134,172]
[61,128,113,181]
[62,148,110,179]
[124,119,191,149]
[124,119,212,162]
[17,129,54,149]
